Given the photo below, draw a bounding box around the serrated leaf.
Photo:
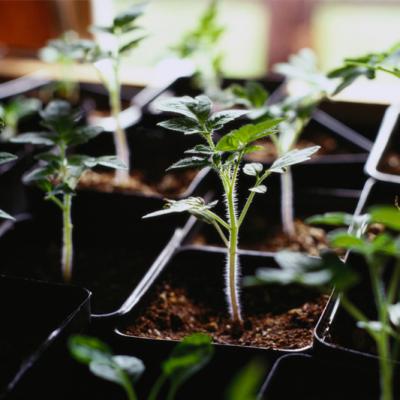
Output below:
[71,126,103,145]
[215,119,283,152]
[167,156,209,171]
[184,144,213,155]
[0,152,17,166]
[158,117,201,134]
[270,146,320,173]
[91,156,128,170]
[243,162,263,176]
[11,132,53,146]
[207,110,247,130]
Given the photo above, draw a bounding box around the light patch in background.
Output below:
[106,0,269,78]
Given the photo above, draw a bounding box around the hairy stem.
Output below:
[61,193,73,283]
[281,167,295,237]
[225,176,242,322]
[110,80,130,184]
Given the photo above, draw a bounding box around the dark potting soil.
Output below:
[379,151,400,175]
[124,275,328,349]
[0,219,167,314]
[192,219,328,256]
[79,168,197,197]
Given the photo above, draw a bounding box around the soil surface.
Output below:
[246,132,355,163]
[380,151,400,175]
[192,219,328,256]
[124,279,328,349]
[79,169,197,197]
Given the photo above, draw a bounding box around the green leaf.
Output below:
[185,144,213,156]
[0,209,15,220]
[158,117,201,134]
[113,4,145,29]
[23,166,55,183]
[328,231,366,252]
[90,355,145,385]
[243,162,263,176]
[249,185,267,194]
[68,335,112,365]
[215,119,283,152]
[207,110,247,130]
[70,126,103,145]
[0,152,17,166]
[369,206,400,231]
[270,146,320,173]
[163,333,213,389]
[229,81,269,109]
[167,156,209,171]
[89,156,128,170]
[119,36,146,54]
[11,132,53,146]
[306,212,355,227]
[225,360,266,400]
[143,197,217,224]
[371,233,398,256]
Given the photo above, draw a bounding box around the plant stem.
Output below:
[110,77,130,184]
[166,381,179,400]
[226,176,242,322]
[281,167,295,237]
[61,193,73,283]
[147,373,167,400]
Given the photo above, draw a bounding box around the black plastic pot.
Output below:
[259,354,382,399]
[182,168,362,253]
[115,246,324,352]
[0,189,185,318]
[313,178,400,366]
[0,275,90,399]
[365,104,400,184]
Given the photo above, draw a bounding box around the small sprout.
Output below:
[227,81,269,110]
[70,334,213,400]
[73,5,147,184]
[173,0,225,98]
[329,42,400,94]
[144,95,319,323]
[11,100,126,282]
[0,97,41,141]
[246,205,400,400]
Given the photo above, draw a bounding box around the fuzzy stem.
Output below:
[281,167,295,237]
[61,193,73,283]
[226,178,242,323]
[110,76,130,184]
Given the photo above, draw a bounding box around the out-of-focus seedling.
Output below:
[69,333,213,400]
[0,96,41,141]
[11,100,126,282]
[246,206,400,400]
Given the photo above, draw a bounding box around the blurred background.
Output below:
[1,0,400,78]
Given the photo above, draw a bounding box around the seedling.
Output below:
[173,0,225,98]
[11,100,126,282]
[143,95,319,323]
[76,5,147,184]
[0,96,41,141]
[69,333,213,400]
[329,42,400,94]
[39,31,86,102]
[246,207,400,400]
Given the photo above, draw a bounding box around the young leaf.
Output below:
[0,209,15,220]
[306,212,356,227]
[68,335,112,365]
[389,303,400,328]
[249,185,267,194]
[167,156,210,171]
[158,117,201,134]
[90,355,145,385]
[369,206,400,231]
[0,152,17,165]
[162,333,213,389]
[207,110,248,130]
[243,163,263,176]
[269,146,320,173]
[11,132,53,146]
[215,119,283,152]
[328,231,366,252]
